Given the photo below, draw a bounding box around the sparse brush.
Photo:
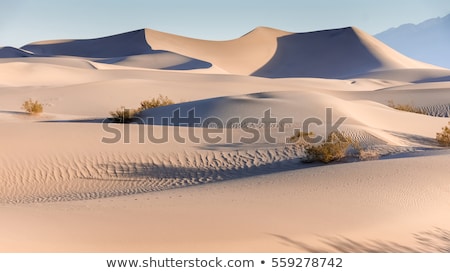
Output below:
[109,108,138,123]
[289,130,315,144]
[137,94,174,112]
[357,149,380,161]
[22,99,43,115]
[303,132,351,163]
[387,100,425,115]
[109,95,174,123]
[436,122,450,147]
[300,131,380,163]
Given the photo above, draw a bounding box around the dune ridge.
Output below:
[1,26,444,78]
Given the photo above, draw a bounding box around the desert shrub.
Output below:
[387,100,425,115]
[22,99,43,114]
[288,130,315,144]
[109,95,174,123]
[303,132,351,163]
[109,108,138,123]
[137,94,174,112]
[436,122,450,147]
[347,139,380,161]
[357,149,380,161]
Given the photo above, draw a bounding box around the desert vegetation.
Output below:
[109,108,139,123]
[294,131,379,163]
[303,132,351,163]
[22,99,43,115]
[110,95,174,123]
[288,130,315,144]
[387,100,425,115]
[137,95,174,111]
[436,122,450,147]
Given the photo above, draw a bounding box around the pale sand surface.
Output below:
[1,152,449,252]
[1,26,449,252]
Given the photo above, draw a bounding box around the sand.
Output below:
[0,26,449,252]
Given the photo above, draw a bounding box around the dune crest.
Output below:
[8,26,444,78]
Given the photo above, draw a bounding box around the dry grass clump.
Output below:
[293,131,380,163]
[288,130,315,144]
[109,108,139,123]
[22,99,43,115]
[303,132,351,163]
[356,149,380,161]
[137,95,174,112]
[387,100,425,115]
[436,122,450,147]
[109,95,174,123]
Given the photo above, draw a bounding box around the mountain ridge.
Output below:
[376,14,450,69]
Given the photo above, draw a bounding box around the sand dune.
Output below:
[1,26,450,252]
[10,26,445,79]
[145,27,291,75]
[253,27,439,78]
[21,29,154,58]
[0,46,34,58]
[139,90,447,142]
[95,52,212,70]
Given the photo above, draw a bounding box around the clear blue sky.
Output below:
[1,0,449,47]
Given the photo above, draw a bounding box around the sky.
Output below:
[0,0,449,47]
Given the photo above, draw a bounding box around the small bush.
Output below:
[387,100,425,115]
[138,95,174,112]
[109,95,174,123]
[436,122,450,147]
[288,130,315,144]
[22,99,43,115]
[303,132,351,163]
[109,108,138,123]
[357,149,380,161]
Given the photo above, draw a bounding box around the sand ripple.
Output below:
[1,146,306,204]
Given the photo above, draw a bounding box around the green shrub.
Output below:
[303,132,351,163]
[436,122,450,147]
[22,99,43,114]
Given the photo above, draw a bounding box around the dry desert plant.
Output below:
[387,100,425,115]
[22,98,43,115]
[303,132,351,163]
[109,107,139,123]
[288,130,315,144]
[436,122,450,147]
[138,94,174,112]
[298,131,379,163]
[109,95,174,123]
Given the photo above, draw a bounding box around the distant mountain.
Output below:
[376,14,450,69]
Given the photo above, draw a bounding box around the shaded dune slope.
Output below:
[0,46,33,58]
[21,29,154,58]
[19,29,211,70]
[252,27,438,78]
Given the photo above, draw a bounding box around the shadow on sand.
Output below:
[270,228,450,252]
